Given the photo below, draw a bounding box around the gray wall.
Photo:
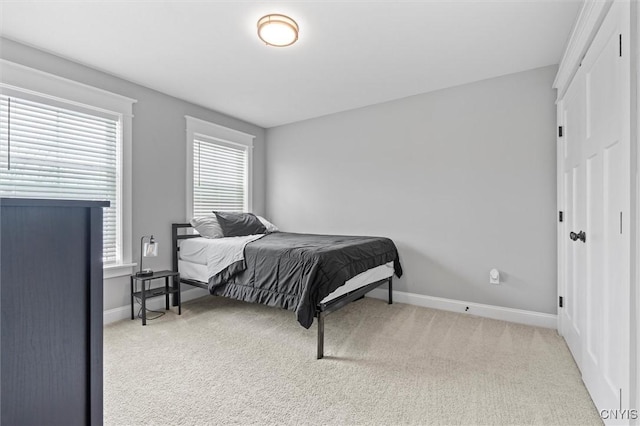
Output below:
[0,38,266,310]
[266,65,558,314]
[1,36,557,315]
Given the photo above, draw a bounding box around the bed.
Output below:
[171,221,403,359]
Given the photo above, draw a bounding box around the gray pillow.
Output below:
[213,211,267,237]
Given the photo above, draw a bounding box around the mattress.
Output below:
[179,237,231,265]
[179,235,264,280]
[178,258,394,304]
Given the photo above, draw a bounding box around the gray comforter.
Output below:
[207,232,403,328]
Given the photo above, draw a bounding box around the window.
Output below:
[0,95,120,263]
[193,138,247,215]
[0,60,135,274]
[185,116,254,219]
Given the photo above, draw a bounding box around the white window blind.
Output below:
[192,136,248,216]
[0,95,120,264]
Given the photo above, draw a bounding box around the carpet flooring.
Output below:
[104,296,602,425]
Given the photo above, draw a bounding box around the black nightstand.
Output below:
[130,270,181,325]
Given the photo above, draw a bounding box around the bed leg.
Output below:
[172,223,179,307]
[388,277,393,305]
[317,311,324,360]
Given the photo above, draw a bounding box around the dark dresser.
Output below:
[0,198,108,426]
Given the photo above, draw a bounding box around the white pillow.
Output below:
[190,216,224,238]
[257,216,279,233]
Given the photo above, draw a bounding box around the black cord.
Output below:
[134,298,165,320]
[133,280,166,321]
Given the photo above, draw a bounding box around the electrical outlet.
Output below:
[489,269,500,284]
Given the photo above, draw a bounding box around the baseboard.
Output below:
[105,286,557,329]
[103,287,209,324]
[366,288,557,329]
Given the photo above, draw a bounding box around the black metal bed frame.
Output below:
[171,223,393,359]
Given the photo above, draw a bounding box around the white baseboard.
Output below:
[103,287,209,324]
[105,286,557,329]
[366,288,557,329]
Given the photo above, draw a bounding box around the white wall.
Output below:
[0,38,266,311]
[266,65,558,314]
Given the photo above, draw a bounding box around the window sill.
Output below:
[104,263,137,279]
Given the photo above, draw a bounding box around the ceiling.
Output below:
[0,0,581,128]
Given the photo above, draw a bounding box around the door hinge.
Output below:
[619,34,622,57]
[559,296,563,308]
[559,211,563,222]
[558,126,563,137]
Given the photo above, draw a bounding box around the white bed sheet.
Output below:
[178,259,394,303]
[179,236,254,265]
[179,235,264,279]
[319,261,394,303]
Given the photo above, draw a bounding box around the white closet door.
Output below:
[559,71,586,371]
[578,1,630,416]
[559,1,631,420]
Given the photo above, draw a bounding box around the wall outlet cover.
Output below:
[489,269,500,284]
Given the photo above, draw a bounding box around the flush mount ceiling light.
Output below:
[257,14,299,47]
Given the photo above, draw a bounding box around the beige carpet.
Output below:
[104,296,602,426]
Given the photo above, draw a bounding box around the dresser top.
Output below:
[0,198,110,208]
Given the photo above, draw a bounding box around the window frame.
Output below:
[0,59,136,278]
[185,115,255,220]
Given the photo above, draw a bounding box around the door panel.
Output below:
[560,72,585,369]
[602,141,625,391]
[585,154,603,367]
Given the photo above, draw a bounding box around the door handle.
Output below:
[569,230,586,243]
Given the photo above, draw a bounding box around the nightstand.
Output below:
[130,270,181,325]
